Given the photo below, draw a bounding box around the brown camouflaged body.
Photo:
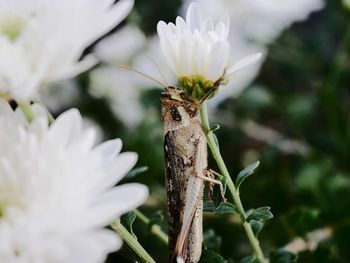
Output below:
[162,87,207,263]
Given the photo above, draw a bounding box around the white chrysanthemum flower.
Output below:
[0,0,134,102]
[0,100,148,262]
[178,0,324,105]
[157,3,261,101]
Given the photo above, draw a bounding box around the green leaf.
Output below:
[120,211,137,238]
[148,210,164,227]
[284,207,320,236]
[235,161,260,189]
[203,229,222,251]
[250,220,264,237]
[269,249,297,263]
[126,166,148,179]
[200,249,227,263]
[203,201,238,215]
[216,202,239,215]
[210,124,220,132]
[240,255,259,263]
[203,201,216,212]
[247,206,273,222]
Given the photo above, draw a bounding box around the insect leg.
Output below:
[199,169,227,202]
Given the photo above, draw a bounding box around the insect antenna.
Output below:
[117,64,168,89]
[145,55,169,87]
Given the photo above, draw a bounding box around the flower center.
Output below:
[0,187,24,218]
[178,75,217,102]
[0,15,25,41]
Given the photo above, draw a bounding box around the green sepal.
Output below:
[179,75,215,102]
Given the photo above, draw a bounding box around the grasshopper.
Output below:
[162,86,214,263]
[118,65,221,262]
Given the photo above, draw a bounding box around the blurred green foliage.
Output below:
[54,0,350,262]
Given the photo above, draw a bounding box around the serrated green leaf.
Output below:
[120,211,137,238]
[235,161,260,189]
[203,201,238,215]
[269,249,297,263]
[126,166,148,179]
[247,206,273,222]
[200,249,227,263]
[250,220,264,237]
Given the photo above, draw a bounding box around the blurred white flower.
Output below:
[95,24,147,65]
[157,3,261,87]
[0,0,134,102]
[89,66,144,127]
[238,0,324,43]
[182,0,324,44]
[90,25,169,128]
[41,80,81,113]
[0,100,148,262]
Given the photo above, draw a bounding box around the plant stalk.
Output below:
[134,209,168,245]
[200,102,265,263]
[111,218,156,263]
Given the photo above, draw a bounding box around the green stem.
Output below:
[134,209,168,245]
[200,102,265,263]
[111,219,156,263]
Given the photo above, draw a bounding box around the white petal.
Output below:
[105,0,134,31]
[226,53,262,76]
[175,17,188,33]
[93,139,123,160]
[49,55,98,81]
[0,99,13,115]
[200,18,214,33]
[67,230,122,263]
[48,109,82,146]
[102,152,138,187]
[87,183,148,227]
[216,15,230,39]
[186,3,202,31]
[207,41,230,81]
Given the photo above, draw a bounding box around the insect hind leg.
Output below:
[198,168,227,202]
